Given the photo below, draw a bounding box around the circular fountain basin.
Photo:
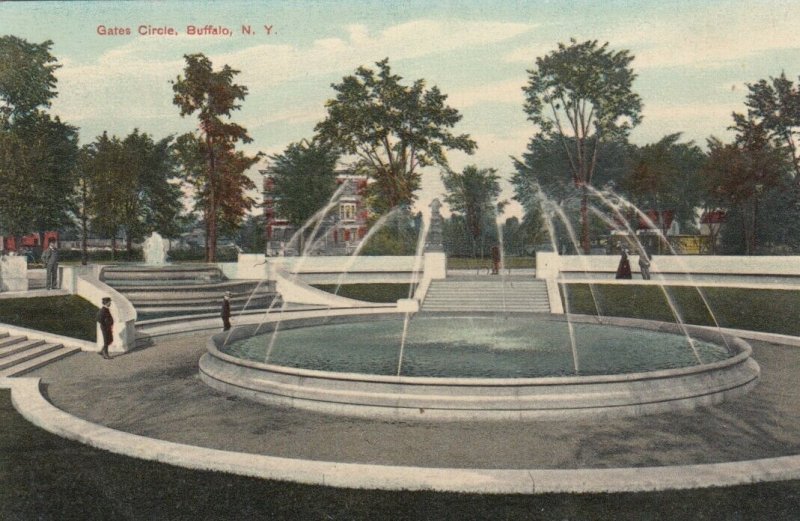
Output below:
[199,312,760,420]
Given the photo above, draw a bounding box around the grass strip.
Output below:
[312,284,416,303]
[0,295,97,341]
[562,284,800,337]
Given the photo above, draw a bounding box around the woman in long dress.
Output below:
[615,248,632,279]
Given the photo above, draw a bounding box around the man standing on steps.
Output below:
[97,297,114,359]
[221,291,232,331]
[41,242,59,290]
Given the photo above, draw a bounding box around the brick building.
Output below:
[261,172,369,256]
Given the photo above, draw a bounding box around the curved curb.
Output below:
[3,372,800,494]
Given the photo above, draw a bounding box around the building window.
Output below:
[340,203,356,221]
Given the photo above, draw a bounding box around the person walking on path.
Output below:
[221,291,232,331]
[638,248,651,280]
[96,297,114,359]
[615,247,632,279]
[41,242,59,290]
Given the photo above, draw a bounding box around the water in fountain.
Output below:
[397,208,430,376]
[328,207,402,299]
[143,231,169,265]
[531,188,580,374]
[264,182,350,362]
[595,185,728,342]
[586,185,714,361]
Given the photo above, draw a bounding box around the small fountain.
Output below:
[100,230,277,320]
[143,231,169,265]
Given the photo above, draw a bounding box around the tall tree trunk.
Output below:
[111,236,117,260]
[208,198,217,262]
[580,185,590,254]
[80,188,88,266]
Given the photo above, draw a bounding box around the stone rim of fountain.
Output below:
[199,311,760,421]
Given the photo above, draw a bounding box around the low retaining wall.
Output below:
[61,265,137,353]
[537,252,800,283]
[0,256,28,291]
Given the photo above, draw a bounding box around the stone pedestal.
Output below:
[0,255,28,292]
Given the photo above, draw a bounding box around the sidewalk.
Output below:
[26,332,800,470]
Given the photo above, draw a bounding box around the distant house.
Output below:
[1,231,59,253]
[700,209,726,253]
[261,172,369,256]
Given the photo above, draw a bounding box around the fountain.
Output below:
[143,231,169,265]
[99,230,277,320]
[198,195,760,420]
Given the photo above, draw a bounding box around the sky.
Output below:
[3,0,800,218]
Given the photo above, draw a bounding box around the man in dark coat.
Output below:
[221,291,232,331]
[97,297,114,359]
[41,242,59,290]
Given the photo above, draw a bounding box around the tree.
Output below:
[734,72,800,183]
[172,53,261,262]
[442,165,503,257]
[512,135,629,252]
[702,122,789,254]
[0,37,78,250]
[621,133,705,234]
[315,58,476,213]
[266,139,339,249]
[0,36,59,121]
[237,213,266,253]
[360,208,419,256]
[77,130,183,258]
[522,39,642,252]
[78,132,127,256]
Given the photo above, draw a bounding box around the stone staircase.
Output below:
[0,331,81,378]
[421,275,550,313]
[101,264,279,321]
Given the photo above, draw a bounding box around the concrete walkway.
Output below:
[23,330,800,474]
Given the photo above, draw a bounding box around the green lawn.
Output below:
[0,295,97,341]
[1,391,798,520]
[562,284,800,337]
[312,283,416,303]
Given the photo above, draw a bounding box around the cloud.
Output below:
[632,101,738,144]
[50,18,535,132]
[502,5,800,71]
[448,78,527,109]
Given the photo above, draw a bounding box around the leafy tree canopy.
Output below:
[315,58,476,213]
[0,36,59,121]
[522,38,642,252]
[266,139,339,229]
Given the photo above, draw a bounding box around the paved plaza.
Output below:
[27,330,800,471]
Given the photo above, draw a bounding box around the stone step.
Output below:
[426,291,548,297]
[135,300,277,317]
[122,287,274,300]
[132,296,276,309]
[0,335,28,349]
[422,305,549,312]
[0,337,46,358]
[0,342,62,371]
[110,279,267,291]
[0,345,81,378]
[425,299,549,304]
